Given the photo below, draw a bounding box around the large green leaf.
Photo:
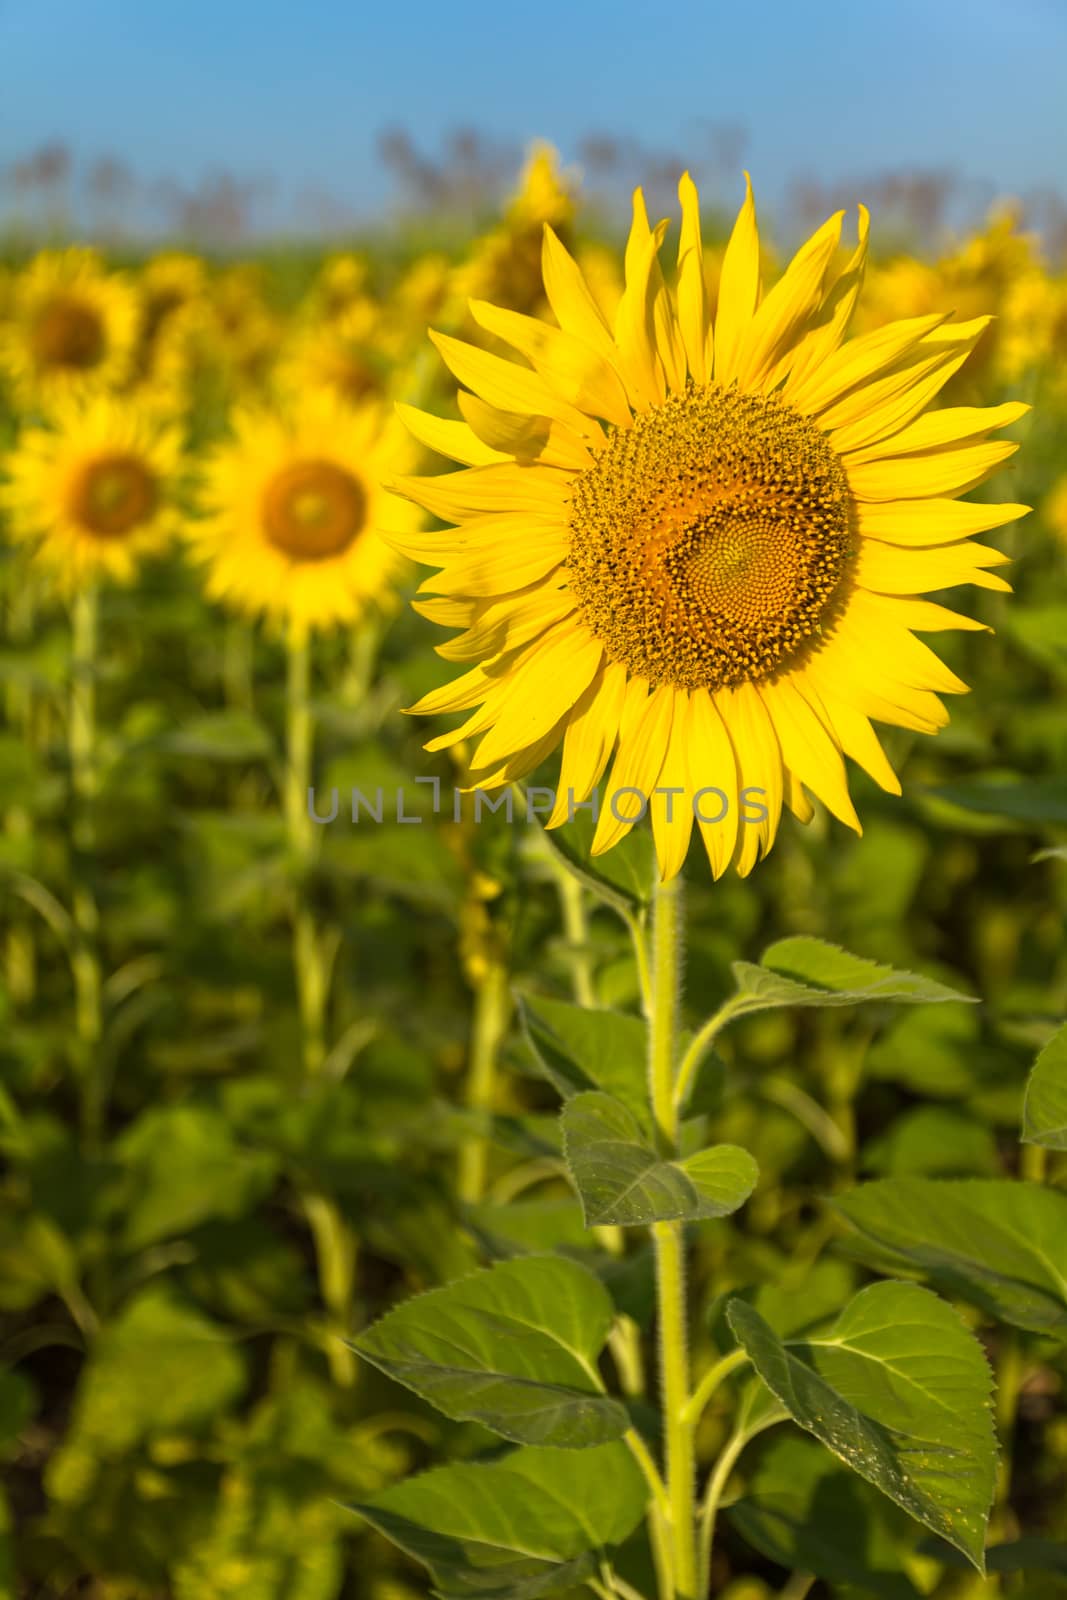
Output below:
[353,1256,628,1447]
[832,1178,1067,1337]
[1022,1023,1067,1150]
[726,937,973,1019]
[351,1440,648,1599]
[727,1433,923,1598]
[518,996,649,1123]
[727,1281,997,1572]
[562,1092,757,1226]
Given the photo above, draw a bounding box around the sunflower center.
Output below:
[32,296,106,371]
[567,383,853,691]
[70,454,158,538]
[261,459,365,560]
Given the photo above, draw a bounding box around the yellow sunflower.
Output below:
[388,173,1029,882]
[189,392,417,637]
[274,299,386,409]
[1,392,182,588]
[0,248,139,410]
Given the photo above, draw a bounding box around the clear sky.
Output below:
[1,0,1065,232]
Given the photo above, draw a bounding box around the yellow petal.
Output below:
[686,689,739,879]
[786,311,949,415]
[857,496,1029,545]
[784,771,816,823]
[542,224,618,361]
[760,676,861,830]
[843,400,1029,463]
[676,171,710,385]
[416,532,566,597]
[429,329,590,434]
[846,439,1019,501]
[613,195,669,411]
[855,537,1012,595]
[796,677,901,795]
[469,626,605,773]
[649,690,695,882]
[395,402,508,466]
[735,210,845,391]
[714,172,761,385]
[437,588,576,662]
[390,463,569,521]
[715,680,783,877]
[592,679,670,855]
[546,660,628,828]
[468,299,631,426]
[457,391,597,470]
[768,206,870,393]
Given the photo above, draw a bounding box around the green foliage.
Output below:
[727,1282,998,1571]
[352,1441,648,1599]
[353,1256,629,1447]
[562,1091,759,1226]
[833,1177,1067,1336]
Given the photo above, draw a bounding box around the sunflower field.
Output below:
[2,143,1067,1600]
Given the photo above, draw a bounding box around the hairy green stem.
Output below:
[648,877,698,1600]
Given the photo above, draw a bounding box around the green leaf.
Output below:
[353,1256,628,1448]
[1022,1023,1067,1150]
[728,937,974,1017]
[115,1105,279,1251]
[727,1433,922,1598]
[46,1288,246,1503]
[832,1178,1067,1337]
[922,777,1067,826]
[518,995,649,1123]
[531,806,654,917]
[562,1092,758,1227]
[861,1106,999,1178]
[727,1281,997,1573]
[350,1440,648,1599]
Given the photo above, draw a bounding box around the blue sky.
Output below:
[2,0,1065,233]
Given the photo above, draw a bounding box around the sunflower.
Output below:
[387,173,1029,882]
[189,392,416,637]
[1,392,182,588]
[0,248,139,410]
[274,300,386,410]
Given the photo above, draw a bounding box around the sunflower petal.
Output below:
[686,689,739,879]
[676,171,710,385]
[468,299,631,426]
[714,172,761,385]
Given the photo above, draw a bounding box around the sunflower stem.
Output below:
[648,876,699,1600]
[284,622,356,1388]
[69,585,104,1153]
[457,958,511,1204]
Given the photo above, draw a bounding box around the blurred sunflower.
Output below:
[275,299,386,409]
[389,173,1029,882]
[448,143,578,320]
[131,252,209,385]
[0,248,139,409]
[1,392,182,588]
[307,252,372,321]
[189,393,416,637]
